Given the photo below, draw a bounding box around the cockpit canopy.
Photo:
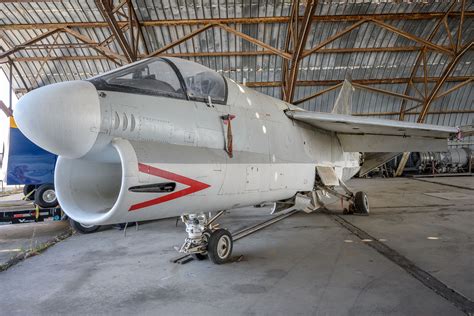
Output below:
[90,57,227,104]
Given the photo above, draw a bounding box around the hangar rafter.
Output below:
[0,0,472,128]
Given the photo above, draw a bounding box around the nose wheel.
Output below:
[207,229,233,264]
[179,211,234,264]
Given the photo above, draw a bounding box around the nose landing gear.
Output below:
[178,211,234,264]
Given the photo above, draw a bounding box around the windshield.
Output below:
[164,57,227,104]
[92,59,186,99]
[89,57,227,104]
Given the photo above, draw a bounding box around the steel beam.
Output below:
[30,32,60,88]
[146,24,215,57]
[8,62,12,110]
[370,19,454,55]
[245,76,471,87]
[293,83,342,105]
[397,2,456,120]
[99,24,129,47]
[402,103,425,114]
[456,0,466,51]
[9,59,30,92]
[148,22,292,60]
[62,27,127,63]
[0,28,60,60]
[128,0,149,55]
[7,45,446,62]
[443,17,455,51]
[13,88,28,94]
[302,20,367,58]
[352,82,423,103]
[128,0,135,55]
[95,0,135,62]
[281,1,299,101]
[422,49,429,97]
[0,100,13,117]
[0,44,31,94]
[284,0,317,102]
[19,43,95,49]
[0,12,472,30]
[215,24,292,60]
[417,42,473,123]
[434,78,473,100]
[112,0,128,14]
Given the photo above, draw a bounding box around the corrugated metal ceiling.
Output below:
[0,0,472,144]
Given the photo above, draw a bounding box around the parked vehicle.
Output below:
[2,117,99,232]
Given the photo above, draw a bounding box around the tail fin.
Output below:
[332,74,354,115]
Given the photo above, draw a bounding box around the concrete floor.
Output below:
[0,221,69,266]
[0,176,472,315]
[0,192,71,267]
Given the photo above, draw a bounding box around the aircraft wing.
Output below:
[285,111,458,152]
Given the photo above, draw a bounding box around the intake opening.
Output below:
[55,144,122,225]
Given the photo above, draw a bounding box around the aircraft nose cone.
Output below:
[14,81,101,158]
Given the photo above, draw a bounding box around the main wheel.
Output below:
[34,184,58,208]
[354,191,369,215]
[207,229,233,264]
[23,185,36,201]
[70,219,101,234]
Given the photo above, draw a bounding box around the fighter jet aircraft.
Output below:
[14,57,458,264]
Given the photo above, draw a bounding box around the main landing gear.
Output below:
[179,211,233,264]
[352,191,370,215]
[315,178,370,216]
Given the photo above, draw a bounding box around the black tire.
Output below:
[192,253,208,260]
[23,185,36,201]
[208,229,233,264]
[34,184,58,208]
[70,219,101,234]
[354,191,369,215]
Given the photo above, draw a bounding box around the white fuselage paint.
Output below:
[19,78,360,225]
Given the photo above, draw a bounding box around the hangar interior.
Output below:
[1,0,473,174]
[0,1,473,315]
[1,1,473,124]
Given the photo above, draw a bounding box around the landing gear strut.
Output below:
[179,211,233,264]
[315,178,369,215]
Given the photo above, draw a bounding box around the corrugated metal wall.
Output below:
[0,0,472,146]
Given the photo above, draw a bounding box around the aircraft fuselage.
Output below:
[14,58,360,225]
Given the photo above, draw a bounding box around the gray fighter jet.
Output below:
[14,57,458,263]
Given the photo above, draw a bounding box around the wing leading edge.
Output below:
[285,111,458,152]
